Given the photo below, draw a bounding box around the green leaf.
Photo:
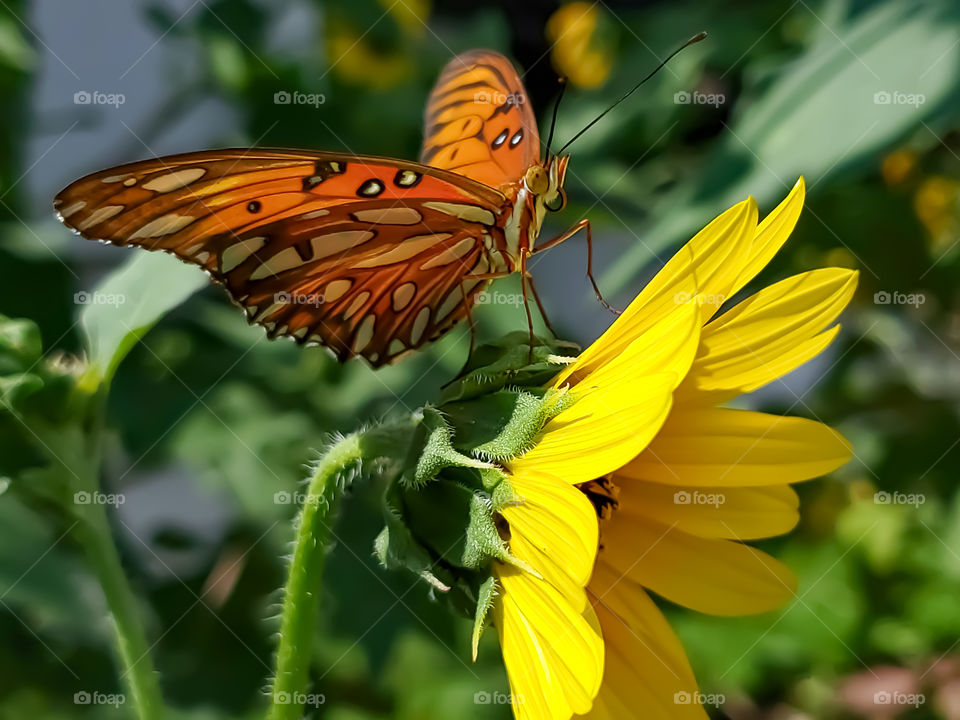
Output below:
[606,0,960,291]
[80,252,207,386]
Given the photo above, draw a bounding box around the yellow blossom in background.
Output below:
[378,0,430,37]
[491,178,857,719]
[881,149,917,186]
[326,1,430,88]
[547,2,613,89]
[914,175,960,252]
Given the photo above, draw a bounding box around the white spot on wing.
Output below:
[343,291,371,319]
[352,207,423,225]
[419,236,475,270]
[410,307,431,345]
[60,201,86,219]
[254,301,285,322]
[353,233,450,268]
[310,230,375,260]
[352,315,376,353]
[130,213,196,239]
[76,205,124,231]
[249,247,303,280]
[142,168,207,193]
[423,201,496,226]
[221,236,266,272]
[436,288,463,322]
[323,279,352,302]
[392,282,417,311]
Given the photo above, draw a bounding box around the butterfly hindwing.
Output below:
[420,50,541,188]
[216,200,500,364]
[55,150,508,365]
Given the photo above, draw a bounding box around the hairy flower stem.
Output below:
[268,433,363,720]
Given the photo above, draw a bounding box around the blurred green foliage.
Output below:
[1,0,960,718]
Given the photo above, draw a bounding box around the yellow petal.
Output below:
[511,302,701,484]
[620,407,852,487]
[555,197,757,385]
[578,563,709,719]
[572,299,701,393]
[677,267,858,401]
[508,374,674,485]
[495,567,605,719]
[728,177,806,296]
[600,516,796,615]
[501,470,599,606]
[614,481,799,540]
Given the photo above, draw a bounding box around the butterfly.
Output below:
[54,51,584,366]
[55,35,705,367]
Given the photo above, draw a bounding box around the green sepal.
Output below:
[474,386,574,461]
[490,475,522,512]
[374,477,452,592]
[440,331,578,403]
[373,522,450,592]
[407,406,492,488]
[442,386,575,462]
[472,575,499,661]
[399,477,535,575]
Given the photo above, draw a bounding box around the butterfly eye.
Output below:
[545,189,566,212]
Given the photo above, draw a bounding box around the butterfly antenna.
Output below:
[557,31,707,154]
[545,77,567,157]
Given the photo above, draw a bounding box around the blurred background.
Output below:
[1,0,959,717]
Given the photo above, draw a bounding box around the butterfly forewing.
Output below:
[420,51,540,189]
[55,150,509,365]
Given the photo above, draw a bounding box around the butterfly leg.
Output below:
[523,270,558,338]
[532,218,621,315]
[461,282,477,360]
[519,253,537,362]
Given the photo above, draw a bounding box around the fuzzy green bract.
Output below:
[371,333,579,653]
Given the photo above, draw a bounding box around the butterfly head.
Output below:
[524,155,569,215]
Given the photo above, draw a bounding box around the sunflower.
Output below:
[490,178,857,719]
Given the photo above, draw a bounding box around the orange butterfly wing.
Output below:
[54,150,508,365]
[420,50,541,189]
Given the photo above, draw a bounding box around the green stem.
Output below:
[36,383,166,720]
[75,503,164,720]
[268,433,363,720]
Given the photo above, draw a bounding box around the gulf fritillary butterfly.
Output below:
[55,36,704,366]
